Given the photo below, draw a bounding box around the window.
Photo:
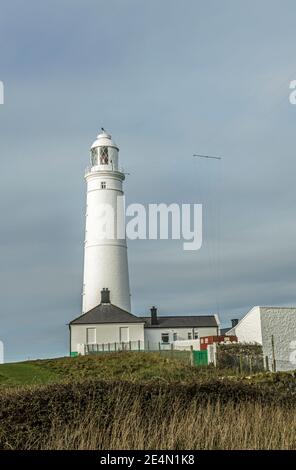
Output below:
[161,333,169,344]
[194,332,199,339]
[86,328,96,344]
[188,332,192,340]
[120,327,129,343]
[101,181,106,189]
[173,332,177,341]
[91,148,98,166]
[100,146,109,164]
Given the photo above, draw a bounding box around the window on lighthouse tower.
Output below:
[100,146,109,164]
[91,148,98,166]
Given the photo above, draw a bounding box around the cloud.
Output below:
[0,0,296,360]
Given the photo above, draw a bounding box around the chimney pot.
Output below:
[101,288,110,304]
[231,318,239,328]
[150,306,158,325]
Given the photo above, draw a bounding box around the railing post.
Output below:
[271,335,276,372]
[239,355,243,374]
[265,355,269,371]
[190,345,194,366]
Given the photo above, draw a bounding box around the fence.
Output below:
[82,340,295,373]
[85,341,192,364]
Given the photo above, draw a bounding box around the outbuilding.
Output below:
[226,306,296,371]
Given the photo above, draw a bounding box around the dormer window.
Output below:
[100,146,109,164]
[91,148,98,166]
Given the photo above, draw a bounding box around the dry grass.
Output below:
[1,354,296,450]
[38,397,296,450]
[1,380,296,450]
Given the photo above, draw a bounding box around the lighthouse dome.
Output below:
[89,128,120,171]
[91,128,119,150]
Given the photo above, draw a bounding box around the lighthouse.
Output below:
[82,129,131,313]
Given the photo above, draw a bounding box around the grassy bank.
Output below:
[1,378,296,449]
[0,353,296,449]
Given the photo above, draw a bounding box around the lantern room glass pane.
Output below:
[91,148,98,166]
[100,146,109,164]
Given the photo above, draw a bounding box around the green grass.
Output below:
[0,352,294,389]
[0,352,197,387]
[0,362,59,386]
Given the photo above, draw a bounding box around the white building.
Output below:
[69,129,219,356]
[227,306,296,371]
[82,129,131,313]
[69,294,219,355]
[141,307,219,349]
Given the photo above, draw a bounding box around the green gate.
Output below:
[192,350,208,366]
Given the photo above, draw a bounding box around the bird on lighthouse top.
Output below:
[91,128,119,151]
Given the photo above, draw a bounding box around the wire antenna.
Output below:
[193,154,222,160]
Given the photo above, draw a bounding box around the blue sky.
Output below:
[0,0,296,361]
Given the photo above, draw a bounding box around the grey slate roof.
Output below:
[220,327,232,336]
[141,315,218,328]
[70,303,145,325]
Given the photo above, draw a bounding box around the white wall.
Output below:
[260,307,296,371]
[82,169,131,313]
[229,306,263,344]
[144,326,218,349]
[71,323,145,353]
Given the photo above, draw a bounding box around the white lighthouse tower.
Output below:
[82,129,131,313]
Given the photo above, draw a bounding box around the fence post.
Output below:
[147,341,150,351]
[239,355,243,375]
[102,343,105,352]
[190,345,194,366]
[271,335,276,372]
[249,356,252,374]
[265,355,269,371]
[138,340,140,352]
[114,342,117,352]
[108,343,110,352]
[129,340,132,351]
[158,342,161,352]
[170,342,174,358]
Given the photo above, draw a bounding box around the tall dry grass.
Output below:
[1,378,296,450]
[27,395,296,450]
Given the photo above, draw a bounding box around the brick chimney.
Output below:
[101,288,111,304]
[150,306,158,325]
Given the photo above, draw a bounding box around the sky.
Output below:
[0,0,296,361]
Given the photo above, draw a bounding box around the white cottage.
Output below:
[70,289,145,355]
[226,306,296,371]
[69,290,219,355]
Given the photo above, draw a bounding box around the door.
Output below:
[86,328,96,344]
[119,327,129,343]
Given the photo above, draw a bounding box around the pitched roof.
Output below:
[141,315,218,328]
[70,303,145,325]
[220,327,232,336]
